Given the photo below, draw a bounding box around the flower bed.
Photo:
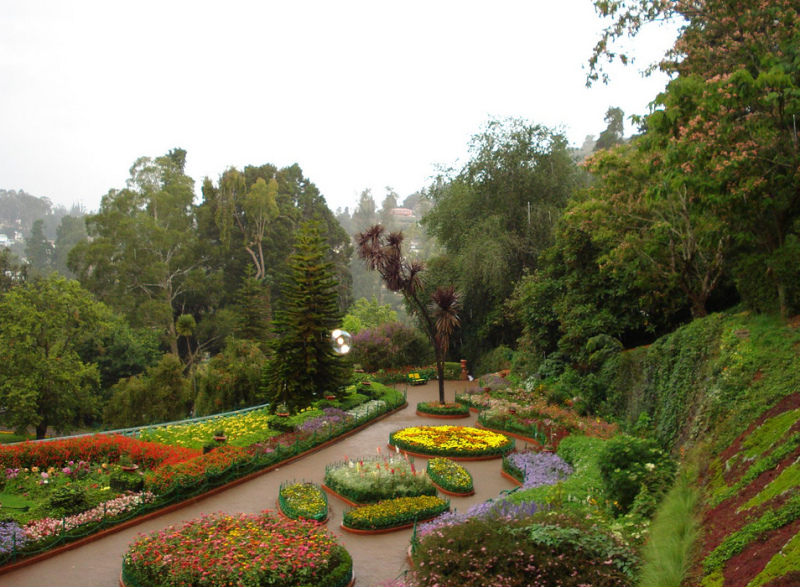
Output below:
[502,450,574,490]
[324,455,436,504]
[139,408,281,449]
[143,445,253,495]
[0,435,199,471]
[426,458,474,495]
[346,400,387,422]
[389,426,514,459]
[342,495,449,532]
[416,402,470,418]
[122,511,353,587]
[278,481,328,522]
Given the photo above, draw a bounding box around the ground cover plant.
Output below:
[389,425,514,458]
[502,449,573,490]
[324,454,435,504]
[342,495,449,531]
[122,511,353,587]
[426,458,473,494]
[278,481,328,522]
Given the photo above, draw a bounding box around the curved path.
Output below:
[4,380,521,586]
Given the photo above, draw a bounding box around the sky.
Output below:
[0,1,680,215]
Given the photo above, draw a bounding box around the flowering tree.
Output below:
[357,225,459,404]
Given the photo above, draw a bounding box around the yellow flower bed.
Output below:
[390,426,514,457]
[343,495,449,530]
[139,408,279,449]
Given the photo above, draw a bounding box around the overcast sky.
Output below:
[1,1,679,215]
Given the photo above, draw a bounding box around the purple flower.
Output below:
[418,499,539,538]
[507,451,573,490]
[0,522,29,554]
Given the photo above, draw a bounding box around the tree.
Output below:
[68,148,204,356]
[0,248,25,293]
[194,338,267,416]
[342,296,398,334]
[25,219,54,278]
[422,118,584,362]
[0,276,113,438]
[232,266,272,345]
[103,354,191,429]
[261,222,351,413]
[52,215,88,278]
[357,225,460,404]
[593,107,625,151]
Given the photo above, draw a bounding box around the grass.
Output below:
[637,473,701,587]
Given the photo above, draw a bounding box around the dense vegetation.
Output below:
[0,0,798,583]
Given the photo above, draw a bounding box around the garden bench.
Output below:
[407,372,428,386]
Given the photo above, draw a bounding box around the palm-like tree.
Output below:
[357,225,460,404]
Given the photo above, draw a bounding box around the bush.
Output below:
[350,323,433,371]
[47,485,88,517]
[109,469,145,493]
[474,345,514,376]
[597,435,676,515]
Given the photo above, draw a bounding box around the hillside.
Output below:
[597,311,800,586]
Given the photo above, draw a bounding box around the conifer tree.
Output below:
[233,266,271,346]
[261,222,350,412]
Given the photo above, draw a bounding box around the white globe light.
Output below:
[331,330,352,355]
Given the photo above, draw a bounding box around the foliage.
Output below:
[426,458,473,494]
[261,222,351,413]
[416,402,469,417]
[342,495,449,531]
[597,435,676,516]
[342,296,398,334]
[350,322,434,372]
[123,511,352,587]
[356,225,460,404]
[102,354,191,429]
[411,508,636,587]
[423,117,585,365]
[323,455,436,504]
[0,275,113,439]
[474,345,514,376]
[637,473,702,587]
[390,426,514,458]
[142,445,252,495]
[193,337,267,416]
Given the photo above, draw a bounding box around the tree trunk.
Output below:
[35,419,48,440]
[436,348,446,404]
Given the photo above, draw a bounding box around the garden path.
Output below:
[3,380,520,587]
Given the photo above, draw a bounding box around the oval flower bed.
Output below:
[389,426,514,459]
[426,457,474,496]
[279,481,328,522]
[324,455,436,504]
[122,511,353,587]
[342,495,449,533]
[416,401,470,419]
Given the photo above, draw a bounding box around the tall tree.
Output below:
[261,222,351,413]
[0,276,113,438]
[68,148,203,355]
[423,118,584,361]
[357,225,460,404]
[593,107,625,151]
[52,215,88,278]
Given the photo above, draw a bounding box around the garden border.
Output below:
[414,410,470,419]
[475,422,544,449]
[387,444,508,461]
[0,400,407,577]
[430,481,475,497]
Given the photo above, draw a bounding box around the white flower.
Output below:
[644,463,656,471]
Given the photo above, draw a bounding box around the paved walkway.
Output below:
[3,380,520,587]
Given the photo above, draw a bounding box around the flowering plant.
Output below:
[123,511,353,587]
[390,426,514,458]
[426,458,474,494]
[502,450,573,490]
[139,408,279,449]
[143,445,252,495]
[343,495,449,531]
[416,402,470,416]
[324,455,435,504]
[278,481,328,522]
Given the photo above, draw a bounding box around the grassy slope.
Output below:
[602,311,800,586]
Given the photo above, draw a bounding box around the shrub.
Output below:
[350,323,433,371]
[109,469,145,493]
[411,508,636,587]
[47,485,88,517]
[474,345,514,376]
[597,435,676,515]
